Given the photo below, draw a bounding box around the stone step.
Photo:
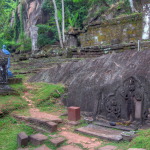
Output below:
[13,115,61,133]
[98,145,117,150]
[76,124,123,141]
[29,133,48,146]
[50,137,66,146]
[17,132,29,147]
[57,145,82,150]
[28,118,58,132]
[94,121,136,131]
[8,77,22,84]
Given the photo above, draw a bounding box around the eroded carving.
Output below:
[96,76,149,125]
[105,95,121,121]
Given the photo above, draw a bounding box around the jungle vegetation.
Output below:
[0,0,131,51]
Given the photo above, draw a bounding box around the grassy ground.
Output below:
[0,81,27,116]
[129,129,150,150]
[0,73,150,150]
[0,95,27,115]
[0,116,35,150]
[29,82,66,114]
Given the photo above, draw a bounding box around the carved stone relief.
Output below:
[96,76,149,124]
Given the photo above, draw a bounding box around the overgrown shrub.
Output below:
[37,24,58,48]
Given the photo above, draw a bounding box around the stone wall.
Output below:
[78,14,143,47]
[70,41,150,58]
[29,50,150,124]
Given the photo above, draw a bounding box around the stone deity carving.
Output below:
[2,45,13,77]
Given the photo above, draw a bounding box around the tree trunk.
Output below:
[62,0,65,43]
[51,0,63,48]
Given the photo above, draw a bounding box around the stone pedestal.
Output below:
[68,107,81,121]
[17,132,29,147]
[29,133,48,146]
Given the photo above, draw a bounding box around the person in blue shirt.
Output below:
[2,45,13,77]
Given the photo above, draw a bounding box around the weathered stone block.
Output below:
[68,107,81,121]
[45,121,57,132]
[17,132,29,147]
[29,133,48,146]
[34,144,52,150]
[57,145,82,150]
[50,137,66,146]
[28,118,58,132]
[98,145,117,150]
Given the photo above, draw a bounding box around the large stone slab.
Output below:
[76,124,123,141]
[28,118,58,132]
[50,137,66,146]
[29,133,48,146]
[94,121,136,131]
[29,50,150,126]
[34,144,52,150]
[98,145,117,150]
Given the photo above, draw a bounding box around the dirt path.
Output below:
[21,82,102,150]
[23,83,62,122]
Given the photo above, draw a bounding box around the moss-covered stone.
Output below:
[79,13,143,47]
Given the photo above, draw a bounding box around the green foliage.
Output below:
[0,0,133,49]
[0,95,27,116]
[20,3,24,35]
[65,0,89,28]
[68,12,79,27]
[129,129,150,150]
[0,116,34,150]
[42,0,51,13]
[0,0,17,48]
[0,82,27,116]
[37,24,58,47]
[30,82,65,106]
[10,83,26,95]
[17,34,32,53]
[14,10,20,40]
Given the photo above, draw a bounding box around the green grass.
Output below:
[30,82,65,106]
[10,83,27,95]
[0,82,27,116]
[0,116,35,150]
[28,82,66,114]
[0,95,27,116]
[129,129,150,150]
[101,129,150,150]
[100,141,130,150]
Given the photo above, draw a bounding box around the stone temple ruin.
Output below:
[94,76,150,127]
[29,50,150,129]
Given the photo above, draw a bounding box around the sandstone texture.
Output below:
[30,133,48,146]
[29,50,150,122]
[98,145,117,150]
[17,132,29,147]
